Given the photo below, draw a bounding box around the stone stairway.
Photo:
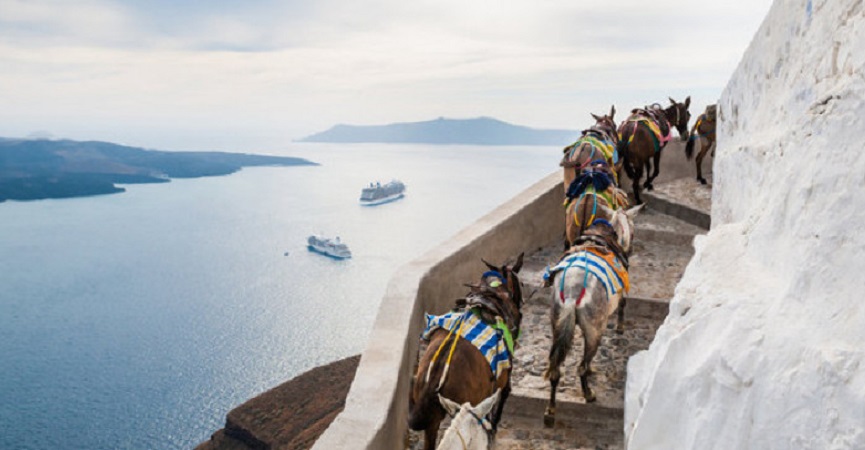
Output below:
[410,176,711,450]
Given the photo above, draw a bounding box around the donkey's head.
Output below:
[665,96,691,141]
[480,253,524,310]
[610,204,644,255]
[589,104,618,143]
[437,390,501,450]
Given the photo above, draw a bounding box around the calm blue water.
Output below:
[0,143,556,450]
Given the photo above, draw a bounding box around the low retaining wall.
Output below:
[312,171,565,449]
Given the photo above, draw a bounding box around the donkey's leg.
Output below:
[544,358,562,427]
[578,324,603,403]
[423,415,443,450]
[491,380,511,430]
[616,297,627,335]
[642,158,653,189]
[696,141,710,184]
[631,163,644,204]
[646,152,661,190]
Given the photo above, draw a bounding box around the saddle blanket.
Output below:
[545,248,629,305]
[626,116,672,149]
[422,309,511,378]
[694,114,716,139]
[567,135,618,166]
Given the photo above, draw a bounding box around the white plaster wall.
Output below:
[625,0,865,448]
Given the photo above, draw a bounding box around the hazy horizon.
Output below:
[1,0,774,151]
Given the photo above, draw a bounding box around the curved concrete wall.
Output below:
[313,171,564,449]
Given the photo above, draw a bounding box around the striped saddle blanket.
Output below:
[544,248,629,305]
[422,309,511,378]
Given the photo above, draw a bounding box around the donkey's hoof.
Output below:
[584,392,597,403]
[616,327,625,335]
[543,411,556,428]
[699,178,708,185]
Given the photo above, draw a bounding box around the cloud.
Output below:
[0,0,774,147]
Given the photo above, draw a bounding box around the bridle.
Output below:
[440,401,497,450]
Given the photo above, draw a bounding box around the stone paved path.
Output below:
[409,178,709,450]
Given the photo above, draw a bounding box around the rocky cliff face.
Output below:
[196,355,360,450]
[625,1,865,448]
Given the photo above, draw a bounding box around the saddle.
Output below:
[570,225,629,271]
[455,286,518,346]
[631,105,671,137]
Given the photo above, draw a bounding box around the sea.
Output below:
[0,142,557,450]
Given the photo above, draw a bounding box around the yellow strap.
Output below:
[437,315,468,390]
[426,315,461,384]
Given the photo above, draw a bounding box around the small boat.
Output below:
[307,235,352,259]
[360,180,405,206]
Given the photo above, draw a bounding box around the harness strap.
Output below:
[437,314,468,391]
[425,312,465,386]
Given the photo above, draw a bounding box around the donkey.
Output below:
[617,97,692,204]
[409,255,524,450]
[560,105,620,192]
[543,205,642,426]
[685,104,717,184]
[436,390,501,449]
[563,162,629,248]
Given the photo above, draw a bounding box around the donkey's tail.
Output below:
[684,124,698,160]
[544,301,577,380]
[617,132,636,180]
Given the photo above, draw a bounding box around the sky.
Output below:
[0,0,774,151]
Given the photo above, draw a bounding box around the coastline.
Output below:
[196,355,361,450]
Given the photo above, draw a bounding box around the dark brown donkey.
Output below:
[408,254,524,450]
[560,106,620,191]
[685,104,717,184]
[617,97,691,204]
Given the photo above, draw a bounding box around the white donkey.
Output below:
[543,204,642,426]
[437,389,501,450]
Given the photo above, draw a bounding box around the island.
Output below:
[0,137,317,202]
[299,116,579,146]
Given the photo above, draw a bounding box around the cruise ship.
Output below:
[307,235,352,259]
[359,180,406,206]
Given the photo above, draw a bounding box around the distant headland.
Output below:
[0,137,317,202]
[299,116,579,145]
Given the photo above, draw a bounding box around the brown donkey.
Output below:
[408,254,524,450]
[617,97,692,204]
[685,104,717,184]
[543,205,642,426]
[563,162,629,248]
[560,106,620,191]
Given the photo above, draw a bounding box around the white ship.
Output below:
[307,235,352,259]
[359,180,406,206]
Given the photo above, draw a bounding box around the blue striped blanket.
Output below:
[544,249,629,304]
[422,310,511,378]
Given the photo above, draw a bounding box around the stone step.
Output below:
[642,192,710,229]
[494,395,624,450]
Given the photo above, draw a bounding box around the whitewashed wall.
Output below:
[625,0,865,448]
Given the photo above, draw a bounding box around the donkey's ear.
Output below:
[684,96,691,108]
[591,113,602,122]
[610,105,616,120]
[669,96,677,105]
[512,252,524,274]
[475,389,502,416]
[481,258,498,273]
[625,203,645,219]
[438,395,462,416]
